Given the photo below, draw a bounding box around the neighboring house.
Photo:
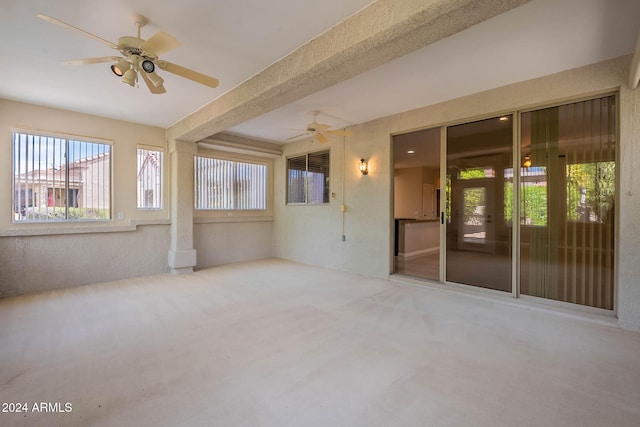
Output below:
[137,150,162,209]
[13,152,110,221]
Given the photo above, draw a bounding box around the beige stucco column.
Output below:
[168,138,197,274]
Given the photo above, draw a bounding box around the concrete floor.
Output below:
[1,258,639,427]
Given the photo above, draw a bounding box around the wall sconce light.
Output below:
[359,158,368,175]
[522,154,532,168]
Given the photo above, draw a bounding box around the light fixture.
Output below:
[523,154,532,168]
[359,158,368,175]
[146,71,164,87]
[110,59,130,77]
[122,68,137,86]
[141,59,155,73]
[407,150,415,155]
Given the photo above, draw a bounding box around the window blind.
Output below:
[195,157,267,210]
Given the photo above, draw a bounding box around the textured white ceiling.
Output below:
[0,0,374,127]
[1,0,639,144]
[229,0,640,143]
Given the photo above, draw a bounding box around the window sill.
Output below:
[194,215,273,224]
[0,219,171,237]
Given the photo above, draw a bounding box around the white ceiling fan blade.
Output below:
[140,71,166,94]
[37,14,119,50]
[139,31,180,56]
[65,56,123,65]
[157,61,219,88]
[316,132,328,144]
[286,131,312,141]
[326,129,353,137]
[312,123,331,131]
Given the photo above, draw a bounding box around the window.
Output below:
[458,167,495,179]
[287,150,330,204]
[13,132,111,222]
[194,156,267,210]
[566,161,615,223]
[504,166,548,226]
[137,148,163,209]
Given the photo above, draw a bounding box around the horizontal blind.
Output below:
[307,150,330,204]
[287,155,307,203]
[286,151,330,204]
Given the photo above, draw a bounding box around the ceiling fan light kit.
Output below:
[37,13,219,94]
[110,59,130,77]
[141,60,155,74]
[122,68,137,86]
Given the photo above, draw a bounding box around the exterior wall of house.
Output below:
[274,55,640,332]
[81,155,111,210]
[0,100,170,296]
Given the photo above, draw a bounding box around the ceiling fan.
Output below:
[37,13,219,94]
[286,111,353,143]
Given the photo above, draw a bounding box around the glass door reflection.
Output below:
[446,116,513,292]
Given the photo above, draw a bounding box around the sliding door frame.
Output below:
[421,91,618,316]
[515,91,619,317]
[439,126,446,284]
[441,112,514,294]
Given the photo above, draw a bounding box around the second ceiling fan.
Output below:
[287,111,353,143]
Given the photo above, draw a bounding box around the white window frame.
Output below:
[194,151,272,218]
[136,146,164,210]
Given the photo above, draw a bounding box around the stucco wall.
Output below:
[274,55,640,331]
[0,225,170,297]
[275,127,392,279]
[194,221,273,268]
[0,100,170,296]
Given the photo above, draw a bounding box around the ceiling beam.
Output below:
[167,0,532,143]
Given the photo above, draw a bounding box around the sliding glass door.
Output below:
[445,115,513,292]
[520,96,616,310]
[394,94,616,311]
[393,128,441,281]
